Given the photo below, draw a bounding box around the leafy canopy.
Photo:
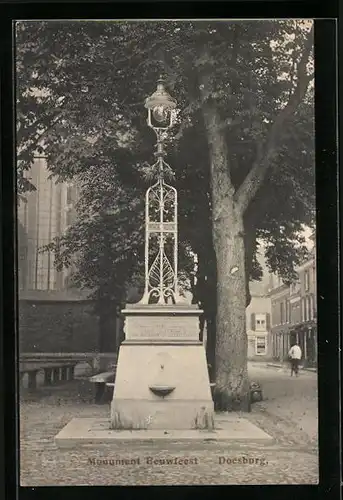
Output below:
[16,20,314,300]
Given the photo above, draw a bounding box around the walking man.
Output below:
[288,342,302,377]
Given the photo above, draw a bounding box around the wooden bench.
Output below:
[89,370,116,403]
[21,353,118,379]
[19,361,77,389]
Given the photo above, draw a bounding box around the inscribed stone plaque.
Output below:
[125,314,199,340]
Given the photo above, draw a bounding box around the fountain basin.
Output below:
[149,385,175,397]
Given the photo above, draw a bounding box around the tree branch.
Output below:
[17,106,62,144]
[234,25,314,214]
[17,95,69,154]
[17,112,65,161]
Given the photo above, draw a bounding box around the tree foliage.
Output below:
[17,20,314,274]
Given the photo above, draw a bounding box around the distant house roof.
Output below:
[249,279,270,297]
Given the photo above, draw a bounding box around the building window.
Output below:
[255,336,267,355]
[309,295,315,320]
[313,293,317,318]
[256,319,266,330]
[304,270,310,292]
[66,208,74,228]
[280,302,284,324]
[302,296,311,322]
[18,244,28,291]
[306,296,311,321]
[66,185,73,206]
[255,313,267,331]
[35,248,51,290]
[290,279,300,295]
[271,305,276,327]
[301,297,306,322]
[312,264,316,287]
[285,300,290,323]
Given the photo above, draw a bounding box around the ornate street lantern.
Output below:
[144,77,177,130]
[139,77,181,305]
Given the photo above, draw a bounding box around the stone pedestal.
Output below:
[110,304,214,430]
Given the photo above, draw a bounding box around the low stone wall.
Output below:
[18,300,101,353]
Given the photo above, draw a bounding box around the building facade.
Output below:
[246,253,272,360]
[17,157,103,355]
[17,156,79,294]
[246,296,272,360]
[269,242,317,367]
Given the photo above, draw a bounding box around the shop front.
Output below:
[271,321,317,368]
[290,321,317,368]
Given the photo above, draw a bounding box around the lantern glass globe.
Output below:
[152,105,169,123]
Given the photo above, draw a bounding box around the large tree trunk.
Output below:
[205,312,216,382]
[213,208,250,411]
[201,96,250,412]
[196,248,217,383]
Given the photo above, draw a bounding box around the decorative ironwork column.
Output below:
[139,77,181,305]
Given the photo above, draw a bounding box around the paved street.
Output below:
[248,363,318,444]
[20,362,318,486]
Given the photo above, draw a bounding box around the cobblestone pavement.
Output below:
[248,363,318,445]
[20,363,318,486]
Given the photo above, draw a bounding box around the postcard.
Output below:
[16,18,319,486]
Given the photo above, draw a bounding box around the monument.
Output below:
[110,78,214,430]
[54,78,272,449]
